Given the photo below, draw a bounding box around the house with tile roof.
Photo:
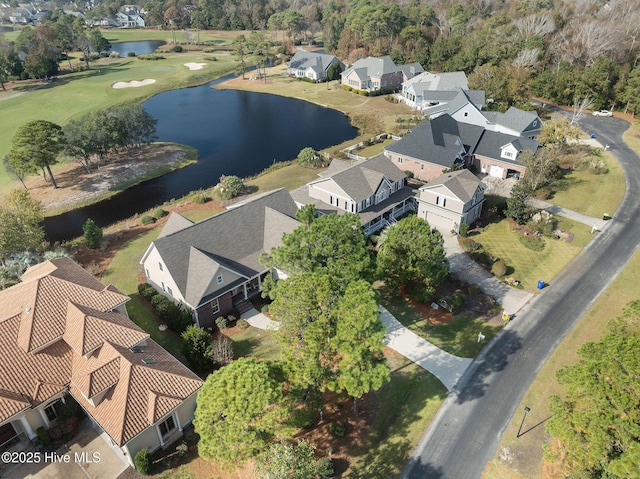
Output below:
[341,56,423,94]
[287,50,344,82]
[140,189,301,328]
[291,154,416,236]
[384,113,540,181]
[417,169,485,233]
[0,257,202,467]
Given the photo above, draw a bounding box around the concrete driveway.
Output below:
[4,422,129,479]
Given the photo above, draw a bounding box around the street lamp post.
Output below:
[517,406,531,438]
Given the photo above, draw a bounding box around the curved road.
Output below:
[401,114,640,479]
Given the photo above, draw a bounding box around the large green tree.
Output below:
[9,120,65,189]
[193,358,293,467]
[547,302,640,478]
[262,212,371,290]
[0,189,45,259]
[328,280,390,413]
[376,215,448,301]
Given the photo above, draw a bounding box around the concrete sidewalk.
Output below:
[240,307,279,330]
[528,198,609,231]
[379,307,472,391]
[443,233,534,315]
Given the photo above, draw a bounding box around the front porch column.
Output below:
[175,412,183,433]
[243,283,248,300]
[19,416,37,440]
[155,425,165,448]
[257,275,262,290]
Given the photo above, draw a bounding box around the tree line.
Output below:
[5,105,156,189]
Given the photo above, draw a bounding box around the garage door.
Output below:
[425,212,456,233]
[489,165,504,178]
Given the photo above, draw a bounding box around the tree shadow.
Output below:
[398,457,446,479]
[454,329,523,404]
[231,337,260,358]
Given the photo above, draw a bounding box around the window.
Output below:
[212,298,220,314]
[158,262,163,271]
[421,164,424,170]
[44,402,58,422]
[436,196,440,205]
[161,282,165,291]
[330,195,334,205]
[503,151,513,158]
[159,415,176,438]
[167,287,173,296]
[533,120,537,126]
[464,111,468,117]
[146,269,150,278]
[217,274,223,284]
[397,157,403,164]
[442,198,447,207]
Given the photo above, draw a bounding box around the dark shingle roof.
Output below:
[288,50,339,73]
[472,130,539,162]
[422,169,482,203]
[152,189,299,305]
[482,107,540,133]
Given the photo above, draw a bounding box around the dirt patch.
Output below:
[21,143,193,215]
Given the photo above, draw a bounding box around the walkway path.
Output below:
[379,307,472,391]
[528,198,608,230]
[240,307,279,330]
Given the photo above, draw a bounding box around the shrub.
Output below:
[203,55,217,61]
[449,293,466,313]
[126,51,136,57]
[151,294,181,329]
[467,284,481,295]
[36,426,52,447]
[404,170,414,178]
[236,318,249,329]
[261,304,270,313]
[172,45,183,52]
[141,215,155,225]
[138,283,157,301]
[153,208,167,219]
[519,234,545,251]
[83,218,103,249]
[459,223,469,237]
[181,325,212,372]
[192,191,209,204]
[215,175,245,200]
[329,421,346,437]
[138,54,165,60]
[135,449,151,475]
[297,147,324,168]
[492,260,507,277]
[460,237,481,252]
[109,52,120,58]
[215,316,228,329]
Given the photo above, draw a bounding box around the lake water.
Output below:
[109,40,166,56]
[0,26,15,33]
[44,77,357,241]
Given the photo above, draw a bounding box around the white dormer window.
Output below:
[504,151,513,158]
[217,274,223,284]
[533,120,537,126]
[464,111,468,117]
[397,157,403,164]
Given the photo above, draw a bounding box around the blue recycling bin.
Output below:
[590,133,596,139]
[537,280,545,290]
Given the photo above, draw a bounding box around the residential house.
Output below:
[341,56,423,94]
[470,130,539,179]
[0,257,203,468]
[384,113,540,181]
[116,7,145,27]
[140,189,301,328]
[287,50,344,82]
[480,107,542,139]
[384,114,485,181]
[401,71,477,111]
[417,169,485,233]
[291,154,416,236]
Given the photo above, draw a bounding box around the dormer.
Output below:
[500,143,519,161]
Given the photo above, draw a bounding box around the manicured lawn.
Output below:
[0,52,237,192]
[548,153,625,217]
[470,218,593,292]
[347,353,447,478]
[230,327,280,361]
[125,294,187,363]
[244,162,325,193]
[379,286,502,358]
[101,227,160,294]
[356,139,396,158]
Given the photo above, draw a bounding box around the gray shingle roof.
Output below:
[288,50,339,73]
[310,154,406,202]
[421,169,482,203]
[482,107,540,133]
[158,212,194,238]
[342,56,399,79]
[403,71,469,90]
[151,189,299,306]
[472,130,539,162]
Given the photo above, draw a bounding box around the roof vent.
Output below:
[142,358,156,364]
[25,307,31,313]
[130,347,143,354]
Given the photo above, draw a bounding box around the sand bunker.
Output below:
[184,62,206,70]
[112,79,156,89]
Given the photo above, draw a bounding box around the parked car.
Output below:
[592,110,613,117]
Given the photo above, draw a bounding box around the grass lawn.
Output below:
[244,162,325,193]
[356,139,396,158]
[379,286,502,358]
[230,327,280,361]
[470,218,593,292]
[548,153,625,217]
[0,52,237,193]
[347,352,447,478]
[483,242,640,479]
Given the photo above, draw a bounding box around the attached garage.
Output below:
[489,165,504,178]
[423,210,458,233]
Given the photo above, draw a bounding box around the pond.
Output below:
[109,40,166,56]
[43,77,358,241]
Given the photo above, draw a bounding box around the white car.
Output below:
[592,110,613,117]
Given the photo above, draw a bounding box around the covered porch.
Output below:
[361,190,417,236]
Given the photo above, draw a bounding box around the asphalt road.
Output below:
[401,113,640,479]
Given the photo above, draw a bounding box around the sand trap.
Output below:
[184,62,206,70]
[112,79,156,89]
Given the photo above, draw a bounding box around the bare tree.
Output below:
[514,14,555,41]
[211,334,234,366]
[512,48,541,69]
[571,96,594,125]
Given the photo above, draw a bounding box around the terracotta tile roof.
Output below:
[0,257,203,446]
